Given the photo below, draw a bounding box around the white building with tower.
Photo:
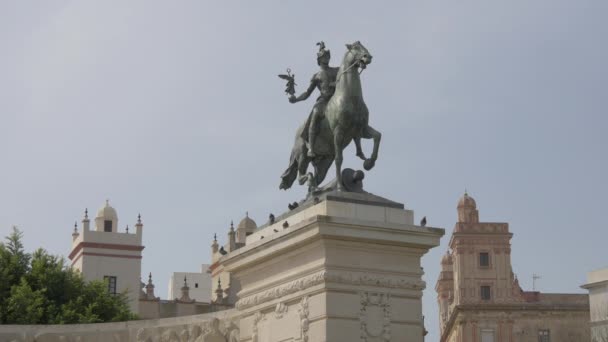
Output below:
[68,200,144,313]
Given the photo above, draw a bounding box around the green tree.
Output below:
[0,226,31,322]
[5,279,46,324]
[0,227,137,324]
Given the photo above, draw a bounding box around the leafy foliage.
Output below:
[0,227,137,324]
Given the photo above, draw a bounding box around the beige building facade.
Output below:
[436,193,590,342]
[582,268,608,342]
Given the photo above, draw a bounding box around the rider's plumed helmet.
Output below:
[316,41,331,65]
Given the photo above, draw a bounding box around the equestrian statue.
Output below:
[279,41,381,194]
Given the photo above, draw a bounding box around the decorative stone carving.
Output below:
[189,324,203,342]
[161,329,180,342]
[136,328,157,342]
[179,328,189,342]
[225,320,240,342]
[251,312,264,342]
[197,318,226,342]
[236,271,326,310]
[298,296,310,342]
[359,292,391,342]
[274,302,288,319]
[236,269,425,310]
[326,271,426,290]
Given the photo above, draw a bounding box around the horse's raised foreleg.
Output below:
[362,125,381,171]
[354,138,366,160]
[333,127,345,191]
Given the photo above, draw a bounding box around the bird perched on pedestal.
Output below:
[269,213,275,224]
[420,216,427,227]
[219,246,228,255]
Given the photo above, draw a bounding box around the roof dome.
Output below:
[457,192,476,209]
[237,213,257,231]
[96,200,118,220]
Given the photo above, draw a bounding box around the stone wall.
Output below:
[0,310,237,342]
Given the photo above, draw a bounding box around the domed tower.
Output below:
[435,251,455,334]
[69,200,144,314]
[95,200,119,232]
[457,192,479,223]
[236,213,257,244]
[445,192,520,307]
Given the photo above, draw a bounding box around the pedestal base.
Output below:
[223,192,444,342]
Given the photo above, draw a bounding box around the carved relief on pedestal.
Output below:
[251,296,310,342]
[298,296,310,342]
[274,302,288,319]
[359,292,391,342]
[198,318,226,342]
[236,269,424,310]
[251,311,264,342]
[225,320,240,342]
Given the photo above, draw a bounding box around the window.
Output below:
[481,285,491,300]
[481,329,495,342]
[479,252,490,267]
[195,283,199,288]
[104,276,117,294]
[104,220,112,232]
[538,330,550,342]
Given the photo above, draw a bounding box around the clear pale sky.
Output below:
[1,1,607,340]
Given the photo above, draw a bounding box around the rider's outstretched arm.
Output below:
[290,77,317,103]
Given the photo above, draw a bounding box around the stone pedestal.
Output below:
[222,192,444,342]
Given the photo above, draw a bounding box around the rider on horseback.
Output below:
[288,42,339,158]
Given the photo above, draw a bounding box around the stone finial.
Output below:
[135,213,143,236]
[211,234,219,256]
[82,208,90,231]
[228,220,236,252]
[72,222,79,239]
[215,279,224,302]
[179,276,193,302]
[145,272,158,300]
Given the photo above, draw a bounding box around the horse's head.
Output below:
[345,41,372,70]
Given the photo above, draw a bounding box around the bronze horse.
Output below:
[280,41,381,193]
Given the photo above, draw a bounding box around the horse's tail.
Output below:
[279,156,298,190]
[280,124,307,190]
